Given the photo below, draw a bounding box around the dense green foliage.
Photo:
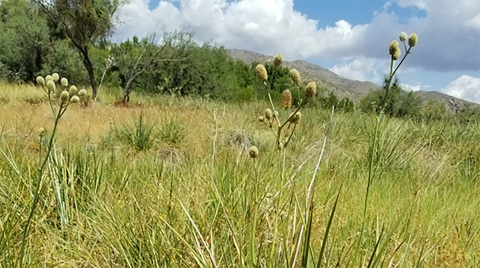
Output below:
[1,0,479,123]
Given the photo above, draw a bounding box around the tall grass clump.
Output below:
[5,73,87,266]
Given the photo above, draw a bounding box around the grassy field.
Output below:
[0,83,479,267]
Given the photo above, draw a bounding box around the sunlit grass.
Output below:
[0,84,479,267]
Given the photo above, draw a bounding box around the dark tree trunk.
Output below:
[81,48,97,100]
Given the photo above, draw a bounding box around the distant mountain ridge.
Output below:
[226,48,477,112]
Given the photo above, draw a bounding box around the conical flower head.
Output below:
[255,64,268,82]
[389,40,401,60]
[289,69,300,85]
[408,33,418,47]
[305,81,317,98]
[78,89,87,97]
[61,77,68,87]
[282,89,292,109]
[45,75,53,82]
[70,95,80,103]
[60,91,70,102]
[399,32,407,42]
[273,53,283,66]
[289,112,301,124]
[36,76,45,86]
[264,108,273,120]
[248,146,259,159]
[69,85,78,96]
[46,80,56,92]
[52,73,59,82]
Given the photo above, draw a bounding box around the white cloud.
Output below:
[401,83,422,91]
[442,75,480,103]
[113,0,480,90]
[329,57,388,84]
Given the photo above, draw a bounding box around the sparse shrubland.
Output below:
[1,1,479,267]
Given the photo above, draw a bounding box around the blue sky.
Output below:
[116,0,480,102]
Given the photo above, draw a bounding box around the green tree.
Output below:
[34,0,129,99]
[0,0,49,82]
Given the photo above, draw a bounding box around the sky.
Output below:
[113,0,480,103]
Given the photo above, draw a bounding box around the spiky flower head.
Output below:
[255,64,268,82]
[273,53,283,66]
[60,77,68,87]
[408,33,418,47]
[60,91,70,102]
[289,69,300,85]
[305,82,317,98]
[399,32,407,42]
[248,146,259,159]
[36,76,45,86]
[45,75,53,82]
[264,108,273,120]
[46,80,56,92]
[52,73,59,82]
[38,127,46,137]
[289,112,302,124]
[70,95,80,103]
[282,89,292,109]
[69,85,78,96]
[389,40,401,60]
[78,89,87,97]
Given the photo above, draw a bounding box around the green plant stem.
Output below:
[381,46,412,111]
[17,105,65,267]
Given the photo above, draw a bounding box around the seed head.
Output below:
[249,146,259,159]
[78,89,87,97]
[289,69,300,85]
[38,127,46,137]
[282,89,292,109]
[61,77,68,87]
[399,32,407,42]
[52,73,59,82]
[305,82,317,98]
[289,112,302,124]
[255,64,268,82]
[70,95,80,103]
[389,40,401,60]
[273,53,283,66]
[69,85,78,96]
[408,33,418,47]
[264,108,273,120]
[36,76,45,86]
[60,91,70,102]
[46,80,56,92]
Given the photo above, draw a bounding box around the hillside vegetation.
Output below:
[1,0,479,267]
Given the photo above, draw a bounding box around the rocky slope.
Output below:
[226,48,477,112]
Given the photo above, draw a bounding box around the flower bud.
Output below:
[255,64,268,82]
[258,115,264,122]
[305,82,316,98]
[273,53,283,66]
[289,112,301,124]
[399,32,407,42]
[36,76,45,86]
[78,89,87,97]
[70,95,80,103]
[61,77,68,87]
[60,91,70,102]
[248,146,259,159]
[46,80,56,92]
[282,89,292,109]
[52,73,59,82]
[69,85,78,96]
[389,40,401,60]
[264,108,273,120]
[289,69,300,85]
[408,33,418,47]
